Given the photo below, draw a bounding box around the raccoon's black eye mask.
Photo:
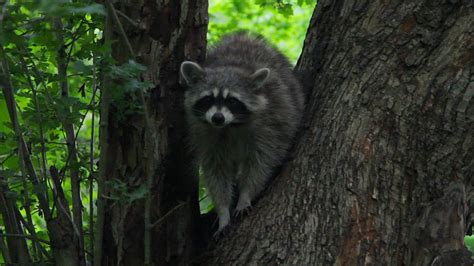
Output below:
[192,96,214,117]
[192,95,248,114]
[200,96,213,105]
[226,97,240,107]
[225,97,249,117]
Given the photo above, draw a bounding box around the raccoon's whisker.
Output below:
[192,109,206,115]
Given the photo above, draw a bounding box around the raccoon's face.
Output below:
[180,61,270,128]
[190,88,249,128]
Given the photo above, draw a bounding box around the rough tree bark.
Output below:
[204,0,473,264]
[97,0,207,265]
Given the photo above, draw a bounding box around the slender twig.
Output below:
[116,10,140,28]
[0,233,50,245]
[49,166,82,243]
[17,139,38,260]
[59,91,99,180]
[0,149,17,165]
[94,10,112,266]
[151,201,187,228]
[15,42,55,215]
[0,45,51,221]
[104,0,135,58]
[0,3,44,262]
[142,102,156,266]
[19,45,54,103]
[17,56,48,261]
[65,17,86,69]
[0,0,50,221]
[45,141,68,145]
[0,234,12,264]
[53,17,86,266]
[199,194,209,202]
[88,56,97,266]
[0,174,31,263]
[18,56,48,182]
[14,208,51,260]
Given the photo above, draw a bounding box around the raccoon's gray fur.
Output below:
[180,33,304,232]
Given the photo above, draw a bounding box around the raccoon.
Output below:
[180,33,304,233]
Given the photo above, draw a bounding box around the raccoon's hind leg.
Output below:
[203,171,233,233]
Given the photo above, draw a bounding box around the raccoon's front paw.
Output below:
[233,205,253,218]
[234,194,252,218]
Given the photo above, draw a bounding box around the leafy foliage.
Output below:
[208,0,315,63]
[467,235,474,253]
[0,0,108,263]
[0,0,158,261]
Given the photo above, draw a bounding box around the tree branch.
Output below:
[104,0,135,58]
[14,208,51,260]
[17,56,46,261]
[0,174,31,263]
[0,45,51,220]
[0,234,12,264]
[53,17,86,266]
[116,10,140,28]
[151,201,187,228]
[0,233,51,245]
[94,8,112,265]
[88,56,98,266]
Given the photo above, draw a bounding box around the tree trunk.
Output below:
[98,0,207,265]
[204,0,473,264]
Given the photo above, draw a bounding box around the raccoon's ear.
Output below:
[250,68,270,89]
[180,61,205,86]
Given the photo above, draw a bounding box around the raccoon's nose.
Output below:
[212,113,225,125]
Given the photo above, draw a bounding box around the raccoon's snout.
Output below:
[205,106,234,128]
[212,113,225,126]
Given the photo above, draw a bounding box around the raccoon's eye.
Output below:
[225,97,249,116]
[226,97,240,107]
[200,96,213,104]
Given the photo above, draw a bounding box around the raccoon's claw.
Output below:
[213,225,231,240]
[233,205,253,218]
[235,193,252,217]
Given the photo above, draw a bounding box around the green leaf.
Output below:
[67,4,106,16]
[277,3,294,17]
[4,190,19,200]
[0,99,11,133]
[126,184,148,202]
[33,183,48,195]
[72,60,92,74]
[208,0,313,63]
[466,236,474,252]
